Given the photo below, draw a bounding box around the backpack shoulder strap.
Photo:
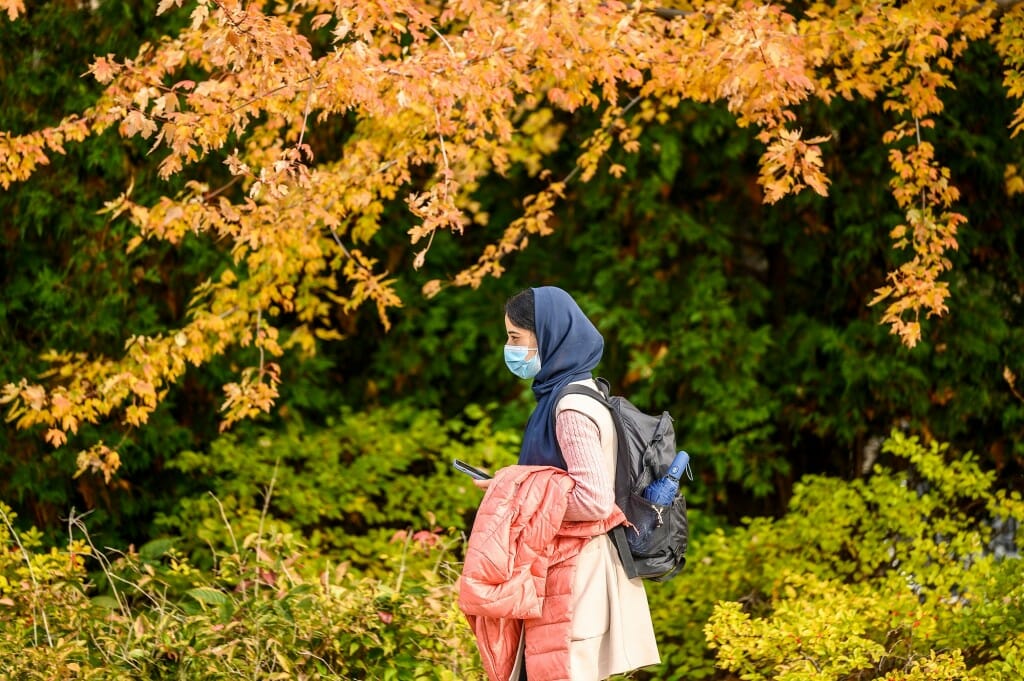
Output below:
[554,377,611,404]
[553,378,632,518]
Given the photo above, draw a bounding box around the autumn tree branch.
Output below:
[5,0,1023,465]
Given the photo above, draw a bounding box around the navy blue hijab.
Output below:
[516,287,604,468]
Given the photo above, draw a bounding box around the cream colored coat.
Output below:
[551,379,660,680]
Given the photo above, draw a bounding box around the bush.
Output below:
[0,502,482,679]
[5,426,1020,680]
[640,431,1023,680]
[155,400,520,578]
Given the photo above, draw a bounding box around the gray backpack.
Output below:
[555,378,689,582]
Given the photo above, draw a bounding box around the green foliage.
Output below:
[640,431,1023,680]
[155,400,520,577]
[0,505,482,679]
[470,41,1024,514]
[3,426,1022,680]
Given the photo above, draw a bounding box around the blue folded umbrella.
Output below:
[642,450,690,506]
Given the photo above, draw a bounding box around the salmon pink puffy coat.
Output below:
[458,464,658,681]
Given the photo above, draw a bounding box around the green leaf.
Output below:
[90,595,121,610]
[139,537,177,562]
[186,587,229,606]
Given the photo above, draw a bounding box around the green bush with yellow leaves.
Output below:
[1,417,1020,680]
[0,499,482,680]
[645,431,1023,680]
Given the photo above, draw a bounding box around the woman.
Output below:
[459,286,659,681]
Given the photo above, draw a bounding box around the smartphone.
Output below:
[452,458,492,481]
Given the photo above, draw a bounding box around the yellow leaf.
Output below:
[44,428,67,448]
[422,280,442,298]
[869,286,893,306]
[313,328,345,341]
[156,0,180,15]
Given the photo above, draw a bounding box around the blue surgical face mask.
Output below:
[504,345,541,379]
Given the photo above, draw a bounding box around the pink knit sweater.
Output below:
[555,409,615,522]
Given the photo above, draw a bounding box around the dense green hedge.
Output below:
[153,402,518,576]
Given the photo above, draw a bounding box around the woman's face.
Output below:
[505,314,539,361]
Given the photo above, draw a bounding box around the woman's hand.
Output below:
[473,478,492,490]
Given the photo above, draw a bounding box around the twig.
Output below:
[210,492,241,556]
[327,225,360,269]
[915,116,925,212]
[251,458,279,681]
[434,105,451,193]
[395,528,413,593]
[254,457,280,592]
[211,0,256,39]
[0,505,53,647]
[256,307,265,374]
[299,650,338,674]
[203,176,242,202]
[209,491,245,599]
[429,25,456,57]
[227,75,317,115]
[297,68,317,151]
[66,509,132,620]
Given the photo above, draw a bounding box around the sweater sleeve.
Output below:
[555,409,615,521]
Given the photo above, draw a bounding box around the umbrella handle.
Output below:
[667,450,690,481]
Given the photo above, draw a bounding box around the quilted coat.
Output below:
[458,464,653,681]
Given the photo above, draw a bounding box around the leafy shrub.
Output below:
[0,399,520,677]
[0,502,482,679]
[640,431,1023,680]
[155,400,520,578]
[6,421,1021,680]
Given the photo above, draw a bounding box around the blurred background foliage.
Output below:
[2,0,1023,549]
[1,2,1023,678]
